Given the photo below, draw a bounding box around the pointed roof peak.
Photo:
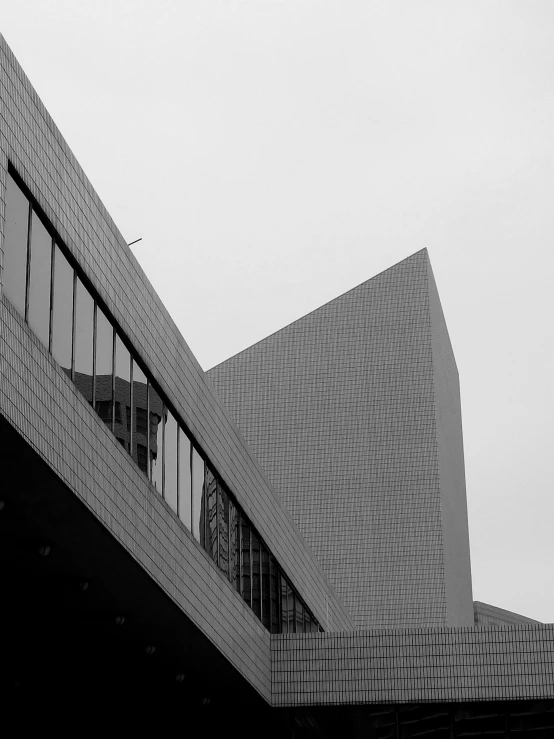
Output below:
[208,249,432,372]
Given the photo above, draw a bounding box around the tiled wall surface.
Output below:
[0,32,352,699]
[272,624,554,706]
[209,250,473,629]
[1,299,273,698]
[427,259,474,626]
[474,601,541,627]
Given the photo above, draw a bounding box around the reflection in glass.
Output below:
[131,362,148,474]
[114,335,131,452]
[3,172,29,317]
[191,446,205,543]
[269,556,280,633]
[3,175,321,637]
[94,306,113,427]
[217,483,229,577]
[295,598,304,634]
[204,466,218,563]
[73,277,94,403]
[148,385,164,492]
[229,502,240,592]
[164,409,178,513]
[281,578,294,634]
[178,430,192,530]
[261,545,270,630]
[304,606,314,633]
[27,211,52,348]
[251,531,261,619]
[241,521,251,607]
[51,245,74,375]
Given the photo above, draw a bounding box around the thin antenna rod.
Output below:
[127,237,142,247]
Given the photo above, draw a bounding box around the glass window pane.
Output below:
[281,578,294,634]
[94,306,113,428]
[295,598,304,634]
[251,531,261,619]
[164,409,178,513]
[131,362,148,475]
[51,245,73,376]
[73,277,94,404]
[27,211,52,347]
[204,466,218,563]
[178,429,192,530]
[261,545,270,630]
[148,383,164,492]
[241,521,251,607]
[217,483,229,578]
[270,557,280,634]
[304,608,314,634]
[191,446,205,543]
[114,335,131,452]
[3,172,29,317]
[229,502,240,592]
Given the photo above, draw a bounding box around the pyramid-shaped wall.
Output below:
[208,250,473,629]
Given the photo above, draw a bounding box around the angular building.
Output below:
[1,34,553,735]
[208,250,473,629]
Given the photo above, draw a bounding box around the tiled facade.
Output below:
[209,251,473,629]
[272,624,554,706]
[474,601,541,627]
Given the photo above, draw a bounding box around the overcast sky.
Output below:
[3,1,554,622]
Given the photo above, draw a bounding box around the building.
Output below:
[1,35,553,734]
[208,249,473,630]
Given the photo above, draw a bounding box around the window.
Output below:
[3,172,29,316]
[114,335,131,452]
[229,502,240,592]
[27,210,52,348]
[191,446,205,544]
[261,545,271,630]
[135,407,148,436]
[164,409,178,514]
[2,166,321,635]
[295,598,304,634]
[95,305,113,425]
[269,556,280,634]
[131,363,148,469]
[178,429,192,531]
[281,578,294,633]
[136,443,148,476]
[251,531,261,619]
[241,521,251,608]
[204,466,218,564]
[73,277,94,404]
[51,245,74,376]
[218,483,230,577]
[148,385,163,492]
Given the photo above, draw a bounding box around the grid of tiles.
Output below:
[0,301,273,698]
[427,259,474,626]
[209,250,472,629]
[474,601,541,627]
[272,625,554,706]
[0,34,352,634]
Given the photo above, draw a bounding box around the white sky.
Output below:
[3,1,554,623]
